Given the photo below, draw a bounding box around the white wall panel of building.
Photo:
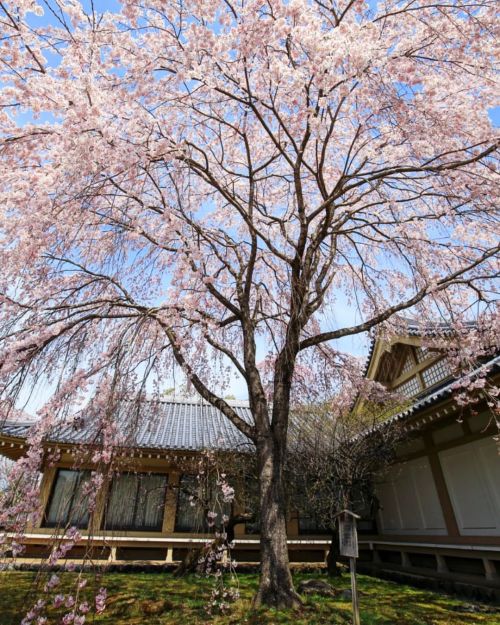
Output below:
[376,457,446,535]
[440,437,500,536]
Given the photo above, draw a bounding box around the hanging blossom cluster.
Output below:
[201,476,239,616]
[21,573,106,625]
[400,321,500,420]
[0,378,129,623]
[443,323,500,420]
[185,451,240,615]
[0,415,58,558]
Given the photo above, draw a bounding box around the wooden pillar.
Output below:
[483,558,498,581]
[401,551,411,568]
[234,521,246,537]
[436,553,448,573]
[424,434,460,537]
[89,477,109,534]
[287,511,299,537]
[162,472,179,533]
[232,494,247,537]
[35,467,56,528]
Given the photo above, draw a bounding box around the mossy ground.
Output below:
[0,570,498,625]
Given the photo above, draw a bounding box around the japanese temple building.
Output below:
[354,328,499,598]
[1,328,499,598]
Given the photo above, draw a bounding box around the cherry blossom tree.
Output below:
[287,401,405,577]
[0,0,499,609]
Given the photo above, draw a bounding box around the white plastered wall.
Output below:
[439,437,500,536]
[376,456,447,535]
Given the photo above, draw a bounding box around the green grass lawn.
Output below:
[0,570,498,625]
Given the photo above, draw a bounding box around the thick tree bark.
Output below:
[252,435,303,609]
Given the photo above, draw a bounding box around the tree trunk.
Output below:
[175,513,255,576]
[253,436,302,609]
[326,528,342,577]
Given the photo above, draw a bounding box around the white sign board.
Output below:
[339,512,358,558]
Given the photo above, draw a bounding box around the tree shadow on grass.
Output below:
[0,571,498,625]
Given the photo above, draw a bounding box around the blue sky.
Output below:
[9,1,499,412]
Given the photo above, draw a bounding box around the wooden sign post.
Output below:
[335,510,361,625]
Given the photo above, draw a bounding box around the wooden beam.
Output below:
[423,434,460,538]
[35,467,56,529]
[162,472,179,533]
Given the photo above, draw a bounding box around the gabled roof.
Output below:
[0,399,254,454]
[358,353,500,438]
[361,318,477,381]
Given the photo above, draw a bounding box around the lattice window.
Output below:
[395,376,421,398]
[421,359,451,388]
[415,346,430,363]
[401,352,415,374]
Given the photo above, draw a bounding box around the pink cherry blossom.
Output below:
[0,0,498,609]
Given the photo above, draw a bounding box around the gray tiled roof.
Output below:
[0,400,254,452]
[0,421,35,439]
[2,353,498,451]
[401,318,477,337]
